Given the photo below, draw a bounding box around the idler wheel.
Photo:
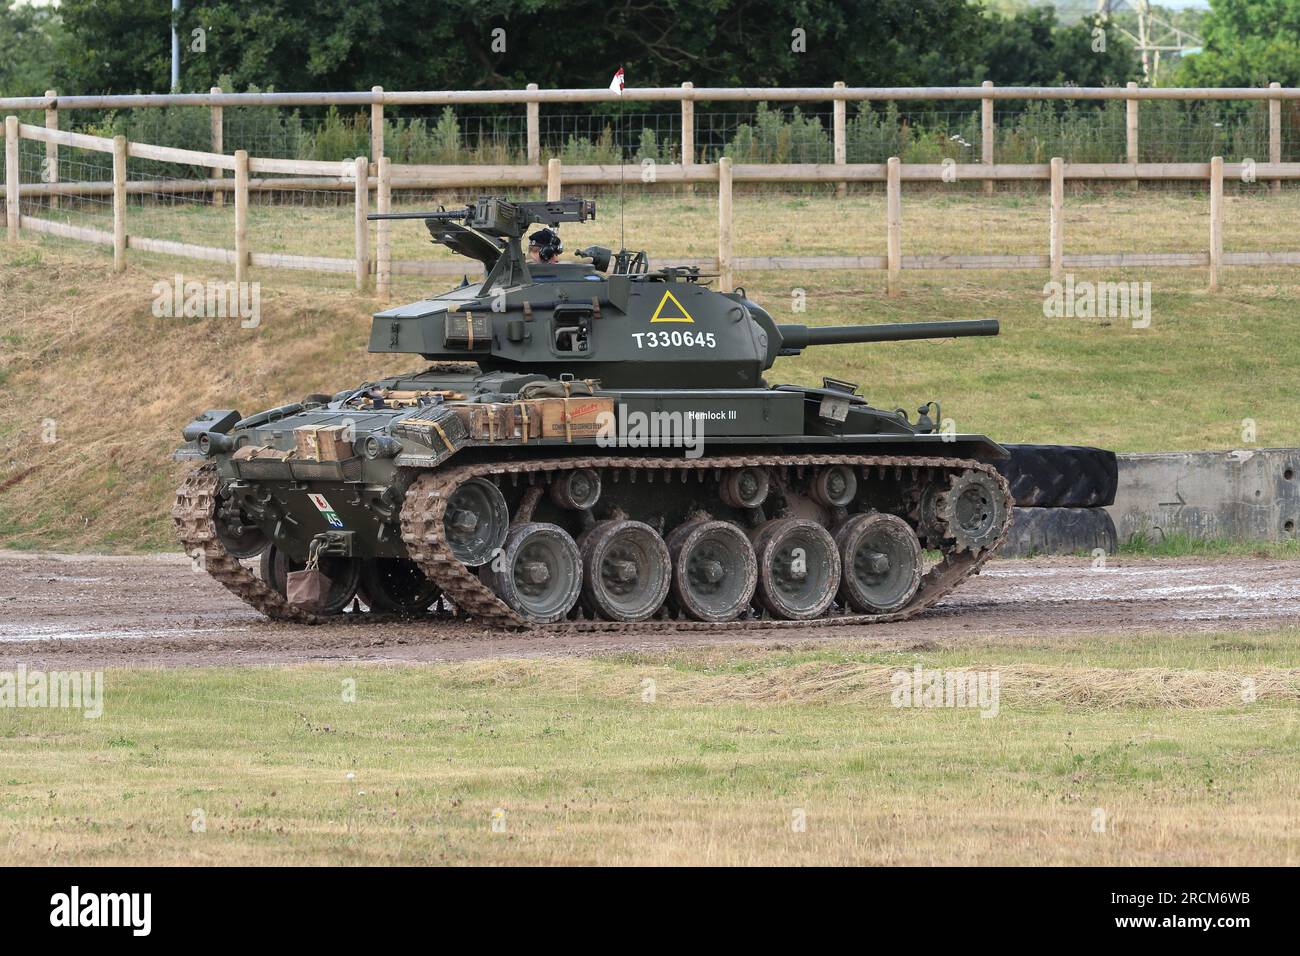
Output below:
[810,464,858,508]
[750,518,841,620]
[259,543,360,615]
[486,523,582,624]
[833,513,922,613]
[719,467,770,509]
[213,490,269,559]
[548,468,602,511]
[579,520,671,622]
[665,519,757,622]
[358,558,441,615]
[443,477,509,566]
[934,469,1007,553]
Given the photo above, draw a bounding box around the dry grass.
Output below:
[3,187,1300,550]
[1,628,1298,865]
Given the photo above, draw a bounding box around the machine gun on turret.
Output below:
[369,198,596,292]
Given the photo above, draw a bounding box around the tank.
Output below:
[173,197,1013,628]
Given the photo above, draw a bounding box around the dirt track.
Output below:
[0,549,1297,668]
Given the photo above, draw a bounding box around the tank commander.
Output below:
[527,227,563,264]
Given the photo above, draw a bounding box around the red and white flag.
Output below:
[608,67,624,94]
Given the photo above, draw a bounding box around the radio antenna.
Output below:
[619,129,626,252]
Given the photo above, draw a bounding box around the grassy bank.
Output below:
[1,629,1298,865]
[2,189,1298,551]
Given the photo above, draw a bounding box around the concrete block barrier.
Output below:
[1107,448,1300,543]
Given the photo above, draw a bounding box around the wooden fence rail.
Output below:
[2,82,1298,191]
[4,112,1300,295]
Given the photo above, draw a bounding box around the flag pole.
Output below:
[617,68,625,253]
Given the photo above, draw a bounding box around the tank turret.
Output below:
[367,199,998,388]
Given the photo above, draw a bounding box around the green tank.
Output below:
[173,197,1012,628]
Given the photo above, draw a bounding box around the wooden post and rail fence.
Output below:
[3,83,1300,296]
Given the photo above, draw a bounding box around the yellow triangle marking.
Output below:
[649,288,694,324]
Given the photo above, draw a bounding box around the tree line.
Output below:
[2,1,1294,101]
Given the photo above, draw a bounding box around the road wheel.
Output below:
[358,558,441,614]
[580,520,671,622]
[666,519,757,622]
[259,543,360,615]
[485,523,582,624]
[751,518,841,620]
[443,477,510,566]
[834,513,922,613]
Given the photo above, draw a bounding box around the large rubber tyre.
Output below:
[1000,507,1118,558]
[994,444,1118,508]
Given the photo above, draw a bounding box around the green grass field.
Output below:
[3,630,1298,865]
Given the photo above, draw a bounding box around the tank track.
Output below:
[172,463,325,624]
[399,454,1012,632]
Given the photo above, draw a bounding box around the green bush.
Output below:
[557,125,621,164]
[302,106,369,161]
[724,104,832,164]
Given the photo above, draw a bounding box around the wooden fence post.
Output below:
[718,156,733,292]
[210,86,224,208]
[1269,82,1281,195]
[981,81,994,197]
[547,157,562,200]
[833,81,847,199]
[370,86,384,167]
[112,134,126,272]
[1209,155,1223,291]
[354,155,370,292]
[1050,157,1064,281]
[234,149,249,285]
[681,82,694,167]
[44,90,58,210]
[886,156,901,297]
[1126,81,1140,190]
[526,83,540,164]
[4,116,18,242]
[376,156,391,300]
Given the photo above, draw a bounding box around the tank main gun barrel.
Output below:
[776,319,999,355]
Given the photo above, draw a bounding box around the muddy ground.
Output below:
[0,549,1297,668]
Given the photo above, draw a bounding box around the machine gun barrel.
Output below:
[776,319,999,354]
[366,211,467,221]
